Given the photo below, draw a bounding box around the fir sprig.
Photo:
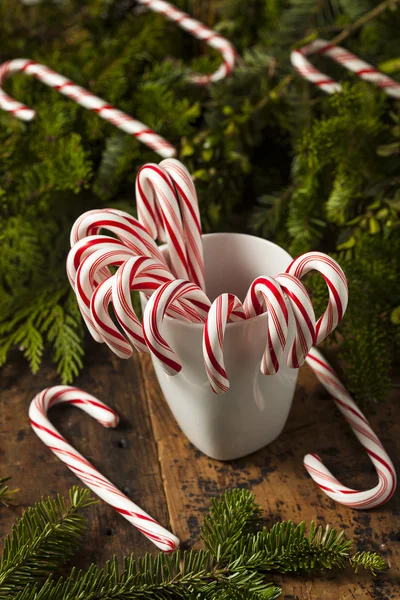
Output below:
[0,487,97,598]
[0,488,385,600]
[0,478,18,509]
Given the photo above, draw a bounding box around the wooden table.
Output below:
[1,342,399,599]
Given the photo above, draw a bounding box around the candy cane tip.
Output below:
[162,148,178,159]
[103,416,120,428]
[303,453,322,464]
[18,109,36,121]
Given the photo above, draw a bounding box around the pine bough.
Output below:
[0,487,386,599]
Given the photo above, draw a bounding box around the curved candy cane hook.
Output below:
[143,279,211,375]
[29,386,180,552]
[0,59,176,158]
[286,251,348,345]
[291,38,400,98]
[137,0,237,85]
[243,276,289,376]
[305,348,397,509]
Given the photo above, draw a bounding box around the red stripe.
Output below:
[366,448,397,482]
[30,418,66,442]
[203,321,227,378]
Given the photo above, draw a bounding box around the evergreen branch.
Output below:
[333,0,400,46]
[0,479,19,509]
[1,489,386,600]
[227,521,353,573]
[9,551,279,600]
[350,551,387,575]
[200,488,262,561]
[0,488,96,598]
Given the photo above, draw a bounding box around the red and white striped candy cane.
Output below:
[202,293,246,393]
[286,251,348,345]
[136,0,237,85]
[0,59,176,157]
[274,273,316,369]
[29,386,179,551]
[243,276,289,375]
[66,235,129,289]
[136,163,190,281]
[112,256,167,354]
[291,39,400,99]
[143,279,211,375]
[113,256,204,343]
[304,348,397,508]
[160,158,205,291]
[90,256,205,358]
[91,278,134,359]
[75,247,137,341]
[70,209,167,269]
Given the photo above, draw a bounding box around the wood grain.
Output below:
[0,345,398,599]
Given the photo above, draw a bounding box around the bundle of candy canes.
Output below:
[30,157,396,554]
[4,0,395,554]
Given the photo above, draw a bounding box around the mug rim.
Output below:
[155,232,293,331]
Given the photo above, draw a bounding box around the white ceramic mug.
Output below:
[141,233,298,461]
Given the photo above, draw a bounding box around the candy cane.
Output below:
[70,209,167,269]
[0,59,176,157]
[273,273,316,369]
[75,247,138,341]
[136,0,237,85]
[286,252,348,345]
[304,348,397,508]
[66,235,129,289]
[243,276,289,375]
[143,279,211,375]
[90,256,206,358]
[160,158,205,291]
[29,386,179,552]
[203,293,246,394]
[291,39,400,98]
[91,278,134,359]
[113,255,204,341]
[136,163,190,281]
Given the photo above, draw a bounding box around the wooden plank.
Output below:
[140,353,400,598]
[0,342,169,564]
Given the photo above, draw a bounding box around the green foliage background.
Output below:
[0,0,399,402]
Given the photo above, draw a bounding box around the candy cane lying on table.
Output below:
[291,38,400,98]
[203,293,246,394]
[0,59,176,157]
[136,0,237,85]
[29,386,180,552]
[304,348,397,508]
